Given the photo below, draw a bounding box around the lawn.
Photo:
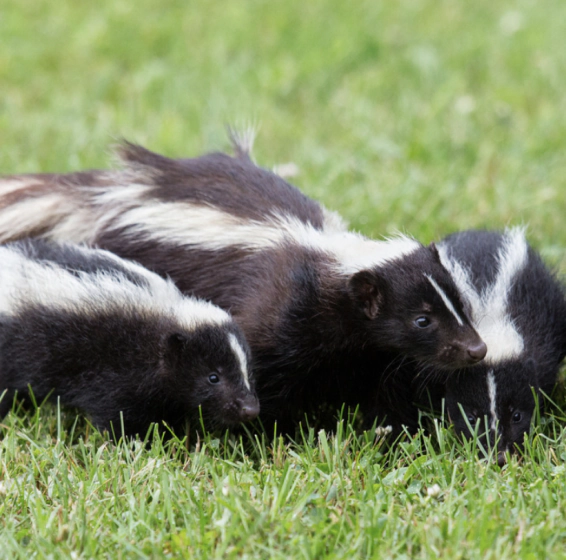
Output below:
[1,0,566,557]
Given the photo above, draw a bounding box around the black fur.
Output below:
[0,240,259,437]
[117,141,327,227]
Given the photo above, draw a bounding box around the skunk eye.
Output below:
[466,413,477,424]
[414,316,431,328]
[512,411,522,423]
[208,374,220,384]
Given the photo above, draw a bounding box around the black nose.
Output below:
[467,340,487,362]
[497,451,507,467]
[239,396,260,422]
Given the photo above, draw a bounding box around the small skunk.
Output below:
[0,240,259,437]
[0,138,486,428]
[425,228,566,463]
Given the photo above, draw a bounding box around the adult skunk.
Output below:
[0,139,486,429]
[0,240,259,437]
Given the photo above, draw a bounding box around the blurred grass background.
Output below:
[2,0,566,557]
[2,0,565,251]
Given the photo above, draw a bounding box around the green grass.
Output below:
[3,405,566,558]
[2,0,566,557]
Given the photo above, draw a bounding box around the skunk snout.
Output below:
[238,394,260,422]
[467,340,487,362]
[443,336,488,367]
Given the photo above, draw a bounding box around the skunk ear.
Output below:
[163,332,188,372]
[429,242,441,263]
[349,270,388,319]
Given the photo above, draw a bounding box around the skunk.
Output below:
[377,229,566,461]
[0,139,486,429]
[0,240,259,437]
[436,228,566,463]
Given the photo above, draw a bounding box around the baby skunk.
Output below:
[0,239,259,437]
[435,228,566,464]
[0,138,486,429]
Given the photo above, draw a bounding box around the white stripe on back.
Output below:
[0,244,230,333]
[101,200,421,275]
[0,193,93,244]
[0,178,422,276]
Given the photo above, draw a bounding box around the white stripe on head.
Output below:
[490,227,528,311]
[437,246,481,311]
[228,333,250,390]
[487,370,498,432]
[438,229,527,364]
[424,273,464,326]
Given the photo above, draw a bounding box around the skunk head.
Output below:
[163,324,259,429]
[349,242,486,368]
[446,362,540,465]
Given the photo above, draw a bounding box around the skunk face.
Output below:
[350,244,486,368]
[446,362,538,465]
[166,325,259,428]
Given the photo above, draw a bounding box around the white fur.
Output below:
[229,125,257,158]
[321,207,349,232]
[46,181,421,275]
[491,227,529,309]
[0,179,152,245]
[0,193,91,244]
[0,177,44,197]
[487,370,498,432]
[91,183,155,211]
[228,333,250,390]
[424,274,464,326]
[438,227,527,364]
[49,184,154,244]
[96,200,421,275]
[0,244,230,333]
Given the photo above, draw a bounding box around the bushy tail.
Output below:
[0,173,114,244]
